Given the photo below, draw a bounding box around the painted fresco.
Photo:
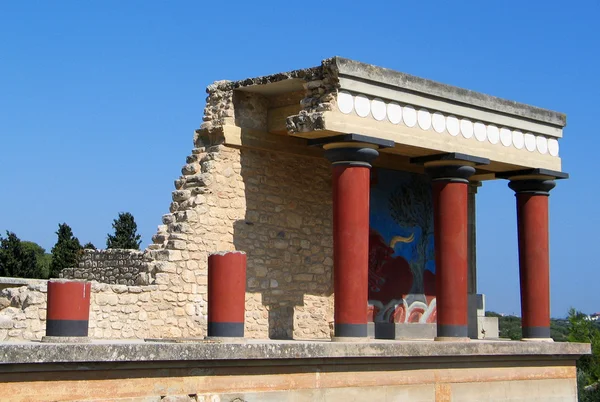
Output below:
[368,168,436,324]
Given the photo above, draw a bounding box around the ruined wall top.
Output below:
[197,56,567,178]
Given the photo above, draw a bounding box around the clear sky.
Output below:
[1,1,598,318]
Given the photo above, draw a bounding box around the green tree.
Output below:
[486,312,522,340]
[106,212,142,250]
[49,223,82,278]
[0,232,40,278]
[82,242,96,250]
[22,241,51,279]
[550,318,570,342]
[567,308,600,401]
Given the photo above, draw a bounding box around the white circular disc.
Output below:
[446,115,460,136]
[499,127,511,146]
[548,138,559,156]
[512,130,524,149]
[536,136,548,154]
[432,112,445,133]
[462,119,475,139]
[473,121,485,141]
[354,94,371,118]
[387,102,402,124]
[418,109,432,130]
[403,105,417,127]
[487,124,499,144]
[524,133,536,152]
[371,98,386,121]
[337,90,354,114]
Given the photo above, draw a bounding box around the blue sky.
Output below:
[1,1,598,317]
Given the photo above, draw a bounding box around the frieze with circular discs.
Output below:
[336,91,559,156]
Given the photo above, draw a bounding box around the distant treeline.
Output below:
[488,309,600,401]
[0,212,141,279]
[485,311,600,342]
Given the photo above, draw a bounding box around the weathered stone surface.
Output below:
[0,340,589,364]
[60,249,149,286]
[4,102,335,342]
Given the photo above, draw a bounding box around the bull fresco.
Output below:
[368,168,436,324]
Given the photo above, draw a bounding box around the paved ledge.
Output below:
[0,277,46,292]
[0,339,590,365]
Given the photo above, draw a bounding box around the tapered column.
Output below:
[326,145,377,339]
[311,134,392,340]
[428,164,475,340]
[508,179,556,341]
[412,153,489,341]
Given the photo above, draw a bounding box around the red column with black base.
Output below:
[46,279,91,337]
[207,251,247,338]
[325,145,379,339]
[427,164,475,340]
[509,179,555,340]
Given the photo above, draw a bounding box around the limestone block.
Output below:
[182,163,200,175]
[0,316,13,329]
[7,329,22,338]
[181,270,195,284]
[185,173,212,188]
[96,293,119,306]
[24,307,39,319]
[112,285,128,294]
[162,214,176,225]
[172,190,192,202]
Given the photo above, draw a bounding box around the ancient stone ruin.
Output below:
[0,56,589,402]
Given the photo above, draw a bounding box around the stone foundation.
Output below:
[0,340,588,402]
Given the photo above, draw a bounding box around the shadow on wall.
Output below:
[232,136,334,340]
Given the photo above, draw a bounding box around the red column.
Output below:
[46,279,91,337]
[332,164,370,338]
[325,145,379,339]
[207,251,247,338]
[427,164,475,340]
[509,179,555,340]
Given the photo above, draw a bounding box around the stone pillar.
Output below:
[508,179,556,341]
[311,134,392,340]
[207,251,247,339]
[467,182,481,295]
[467,182,481,339]
[412,153,489,341]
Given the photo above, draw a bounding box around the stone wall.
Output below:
[60,249,151,286]
[2,72,342,341]
[152,136,335,340]
[0,279,200,341]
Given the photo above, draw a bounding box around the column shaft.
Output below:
[207,251,247,338]
[332,164,370,337]
[432,180,469,338]
[516,193,551,339]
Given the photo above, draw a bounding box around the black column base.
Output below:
[208,322,244,337]
[335,323,368,338]
[437,324,468,338]
[522,326,551,339]
[46,319,89,337]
